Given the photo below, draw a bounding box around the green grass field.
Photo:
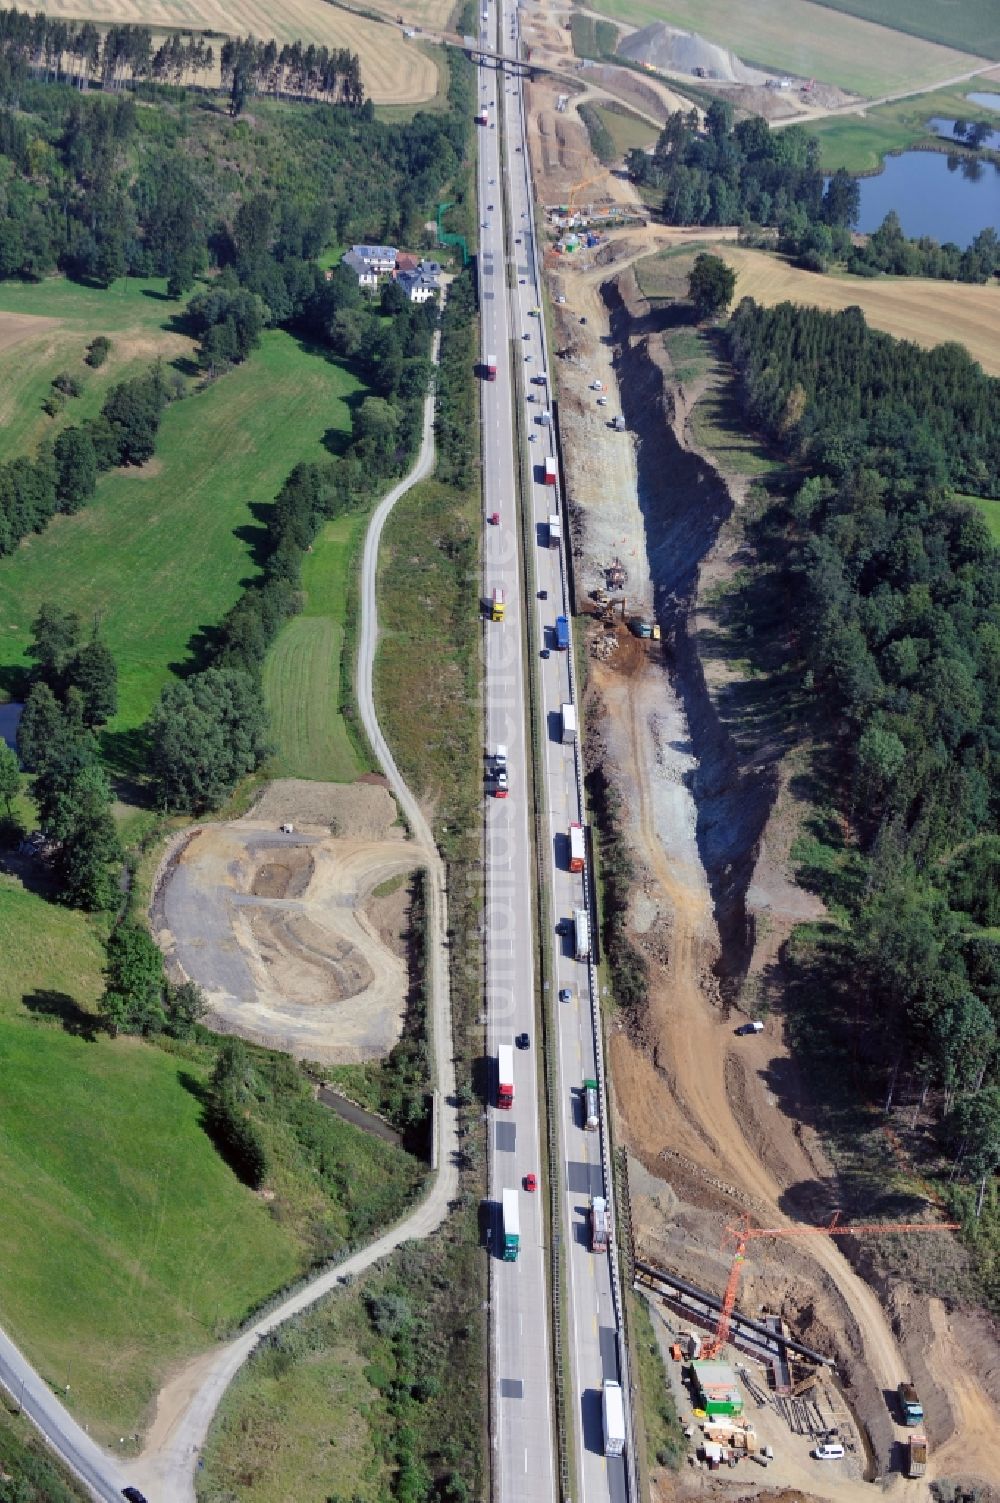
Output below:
[0,881,303,1445]
[0,277,195,464]
[592,103,658,158]
[263,512,370,781]
[807,0,1000,60]
[809,83,1000,172]
[592,0,987,96]
[0,317,361,736]
[960,494,1000,543]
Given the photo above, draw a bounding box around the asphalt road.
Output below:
[484,4,632,1499]
[477,7,557,1500]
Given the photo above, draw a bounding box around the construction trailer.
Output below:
[690,1360,744,1417]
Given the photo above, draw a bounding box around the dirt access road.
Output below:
[128,332,459,1503]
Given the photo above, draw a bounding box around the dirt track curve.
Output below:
[127,329,458,1503]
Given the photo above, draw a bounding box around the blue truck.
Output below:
[555,615,569,651]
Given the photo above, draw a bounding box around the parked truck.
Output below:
[902,1430,926,1478]
[602,1379,626,1457]
[590,1193,609,1251]
[898,1382,924,1427]
[544,456,557,486]
[501,1187,520,1261]
[547,512,561,548]
[573,906,590,961]
[491,586,505,622]
[497,1043,514,1109]
[561,703,577,745]
[555,615,569,650]
[568,821,585,873]
[583,1077,600,1131]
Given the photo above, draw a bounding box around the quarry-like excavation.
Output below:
[541,208,1000,1494]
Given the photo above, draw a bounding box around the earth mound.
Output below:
[617,22,766,85]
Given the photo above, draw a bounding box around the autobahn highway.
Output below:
[480,4,633,1501]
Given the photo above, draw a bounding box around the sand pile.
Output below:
[618,22,766,85]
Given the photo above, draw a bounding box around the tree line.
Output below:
[724,296,1000,1238]
[630,102,1000,284]
[0,7,363,112]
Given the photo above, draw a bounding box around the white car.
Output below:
[812,1444,845,1461]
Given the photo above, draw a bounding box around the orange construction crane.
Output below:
[701,1211,960,1359]
[564,172,605,217]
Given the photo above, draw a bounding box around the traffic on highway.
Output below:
[478,3,633,1501]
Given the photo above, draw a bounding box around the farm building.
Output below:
[690,1361,744,1417]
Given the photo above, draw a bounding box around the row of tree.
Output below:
[0,364,173,556]
[0,8,364,110]
[723,296,1000,1221]
[631,102,999,286]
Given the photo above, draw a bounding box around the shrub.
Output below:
[85,335,111,368]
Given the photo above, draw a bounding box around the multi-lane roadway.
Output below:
[479,4,631,1501]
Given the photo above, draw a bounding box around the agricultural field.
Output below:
[27,0,439,102]
[0,880,303,1446]
[807,82,1000,171]
[0,277,194,465]
[0,309,362,741]
[637,245,1000,378]
[361,0,457,32]
[589,0,988,97]
[808,0,1000,60]
[263,511,371,782]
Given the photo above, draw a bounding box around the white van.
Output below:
[812,1443,845,1461]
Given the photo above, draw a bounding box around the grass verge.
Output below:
[0,1403,89,1502]
[591,102,658,158]
[0,327,361,738]
[629,1293,685,1476]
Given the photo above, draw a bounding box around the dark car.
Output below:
[540,647,550,659]
[123,1490,149,1503]
[515,1032,530,1049]
[580,316,587,325]
[538,588,548,600]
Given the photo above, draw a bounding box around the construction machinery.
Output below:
[701,1212,960,1360]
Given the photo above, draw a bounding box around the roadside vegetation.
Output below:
[630,1295,685,1475]
[0,1405,89,1503]
[578,102,617,166]
[569,13,620,64]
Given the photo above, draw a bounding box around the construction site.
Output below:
[510,0,1000,1497]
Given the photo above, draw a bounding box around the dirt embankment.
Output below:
[588,264,1000,1495]
[602,268,777,981]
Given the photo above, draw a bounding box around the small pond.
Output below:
[966,92,1000,112]
[852,150,1000,247]
[928,116,1000,151]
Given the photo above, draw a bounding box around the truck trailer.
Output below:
[568,821,585,872]
[501,1187,520,1261]
[483,352,496,380]
[602,1379,626,1457]
[906,1434,928,1479]
[497,1043,514,1109]
[544,456,557,486]
[555,615,569,650]
[491,587,505,622]
[583,1078,600,1131]
[574,906,590,961]
[561,703,577,745]
[548,512,562,547]
[476,106,489,127]
[590,1194,609,1250]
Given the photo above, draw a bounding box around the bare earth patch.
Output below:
[152,779,420,1061]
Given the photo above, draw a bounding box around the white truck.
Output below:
[602,1380,626,1457]
[561,703,577,745]
[573,906,590,962]
[547,512,562,548]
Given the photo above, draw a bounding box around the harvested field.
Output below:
[592,0,988,96]
[153,780,420,1062]
[26,0,438,102]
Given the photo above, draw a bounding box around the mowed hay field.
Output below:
[263,511,370,782]
[715,247,1000,376]
[590,0,988,96]
[27,0,438,102]
[0,880,303,1445]
[0,305,363,738]
[0,277,195,464]
[806,0,1000,60]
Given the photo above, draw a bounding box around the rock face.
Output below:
[617,22,766,86]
